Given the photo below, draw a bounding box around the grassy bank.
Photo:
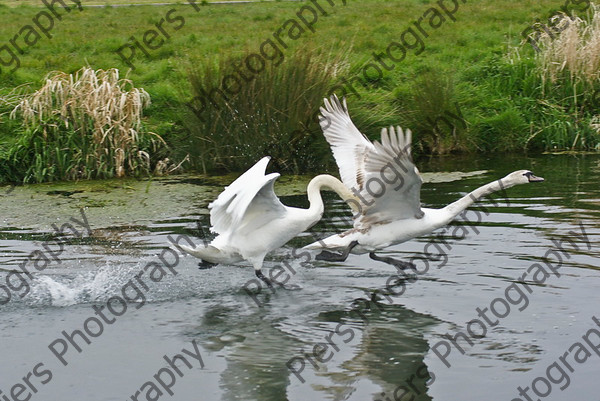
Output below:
[0,0,294,6]
[0,0,598,182]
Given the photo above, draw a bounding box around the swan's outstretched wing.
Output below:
[209,157,287,235]
[355,126,423,228]
[319,95,375,191]
[320,96,423,227]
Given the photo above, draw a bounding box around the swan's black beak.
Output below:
[528,174,544,182]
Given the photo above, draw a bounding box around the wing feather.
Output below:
[319,94,424,227]
[356,125,423,227]
[209,157,286,235]
[319,95,374,191]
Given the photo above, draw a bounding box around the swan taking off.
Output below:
[173,156,358,287]
[303,95,544,267]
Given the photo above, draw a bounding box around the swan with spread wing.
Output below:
[304,95,544,268]
[173,156,358,286]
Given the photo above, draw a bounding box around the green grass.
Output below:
[0,0,599,182]
[0,0,274,7]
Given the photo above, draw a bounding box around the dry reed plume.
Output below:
[10,67,166,180]
[533,4,600,86]
[522,4,600,147]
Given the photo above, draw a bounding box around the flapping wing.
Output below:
[355,126,423,228]
[319,95,423,226]
[319,95,375,190]
[209,157,286,235]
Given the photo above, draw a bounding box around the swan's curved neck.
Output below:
[306,174,357,216]
[442,176,515,219]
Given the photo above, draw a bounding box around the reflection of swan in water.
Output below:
[195,298,437,401]
[305,95,545,269]
[340,305,437,401]
[283,298,438,401]
[173,156,358,287]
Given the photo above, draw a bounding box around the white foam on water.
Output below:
[36,276,81,306]
[29,263,136,306]
[15,256,217,308]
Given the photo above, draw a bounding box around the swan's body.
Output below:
[174,156,357,286]
[309,208,451,254]
[304,96,544,259]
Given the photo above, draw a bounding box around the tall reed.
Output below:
[527,4,600,148]
[396,70,470,154]
[183,48,354,173]
[534,5,600,87]
[488,4,600,151]
[8,67,166,182]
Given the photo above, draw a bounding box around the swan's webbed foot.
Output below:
[316,241,359,262]
[316,250,346,261]
[255,270,274,288]
[254,269,301,290]
[198,260,218,270]
[369,252,416,272]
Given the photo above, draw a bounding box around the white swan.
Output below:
[173,156,358,286]
[303,95,544,266]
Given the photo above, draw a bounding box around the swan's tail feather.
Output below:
[302,241,326,250]
[172,243,223,264]
[302,234,351,251]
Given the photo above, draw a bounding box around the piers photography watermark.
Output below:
[328,0,467,101]
[183,0,348,121]
[116,0,211,70]
[48,233,191,367]
[0,214,201,401]
[0,208,91,305]
[512,315,600,401]
[521,0,590,52]
[0,0,83,76]
[430,223,592,369]
[128,340,204,401]
[117,0,348,74]
[186,0,469,121]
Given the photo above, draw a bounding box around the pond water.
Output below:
[0,153,598,401]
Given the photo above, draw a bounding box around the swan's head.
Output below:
[504,170,545,185]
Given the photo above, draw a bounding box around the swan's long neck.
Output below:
[306,174,358,217]
[442,176,516,220]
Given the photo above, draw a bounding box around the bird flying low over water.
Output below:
[172,156,359,287]
[303,95,545,268]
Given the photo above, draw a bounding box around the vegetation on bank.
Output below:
[3,68,173,182]
[0,0,599,182]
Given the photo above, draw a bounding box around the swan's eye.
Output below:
[523,172,533,177]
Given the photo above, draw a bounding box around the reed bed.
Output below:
[530,4,600,148]
[183,49,359,174]
[396,70,470,154]
[535,5,600,87]
[7,67,167,182]
[479,4,600,151]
